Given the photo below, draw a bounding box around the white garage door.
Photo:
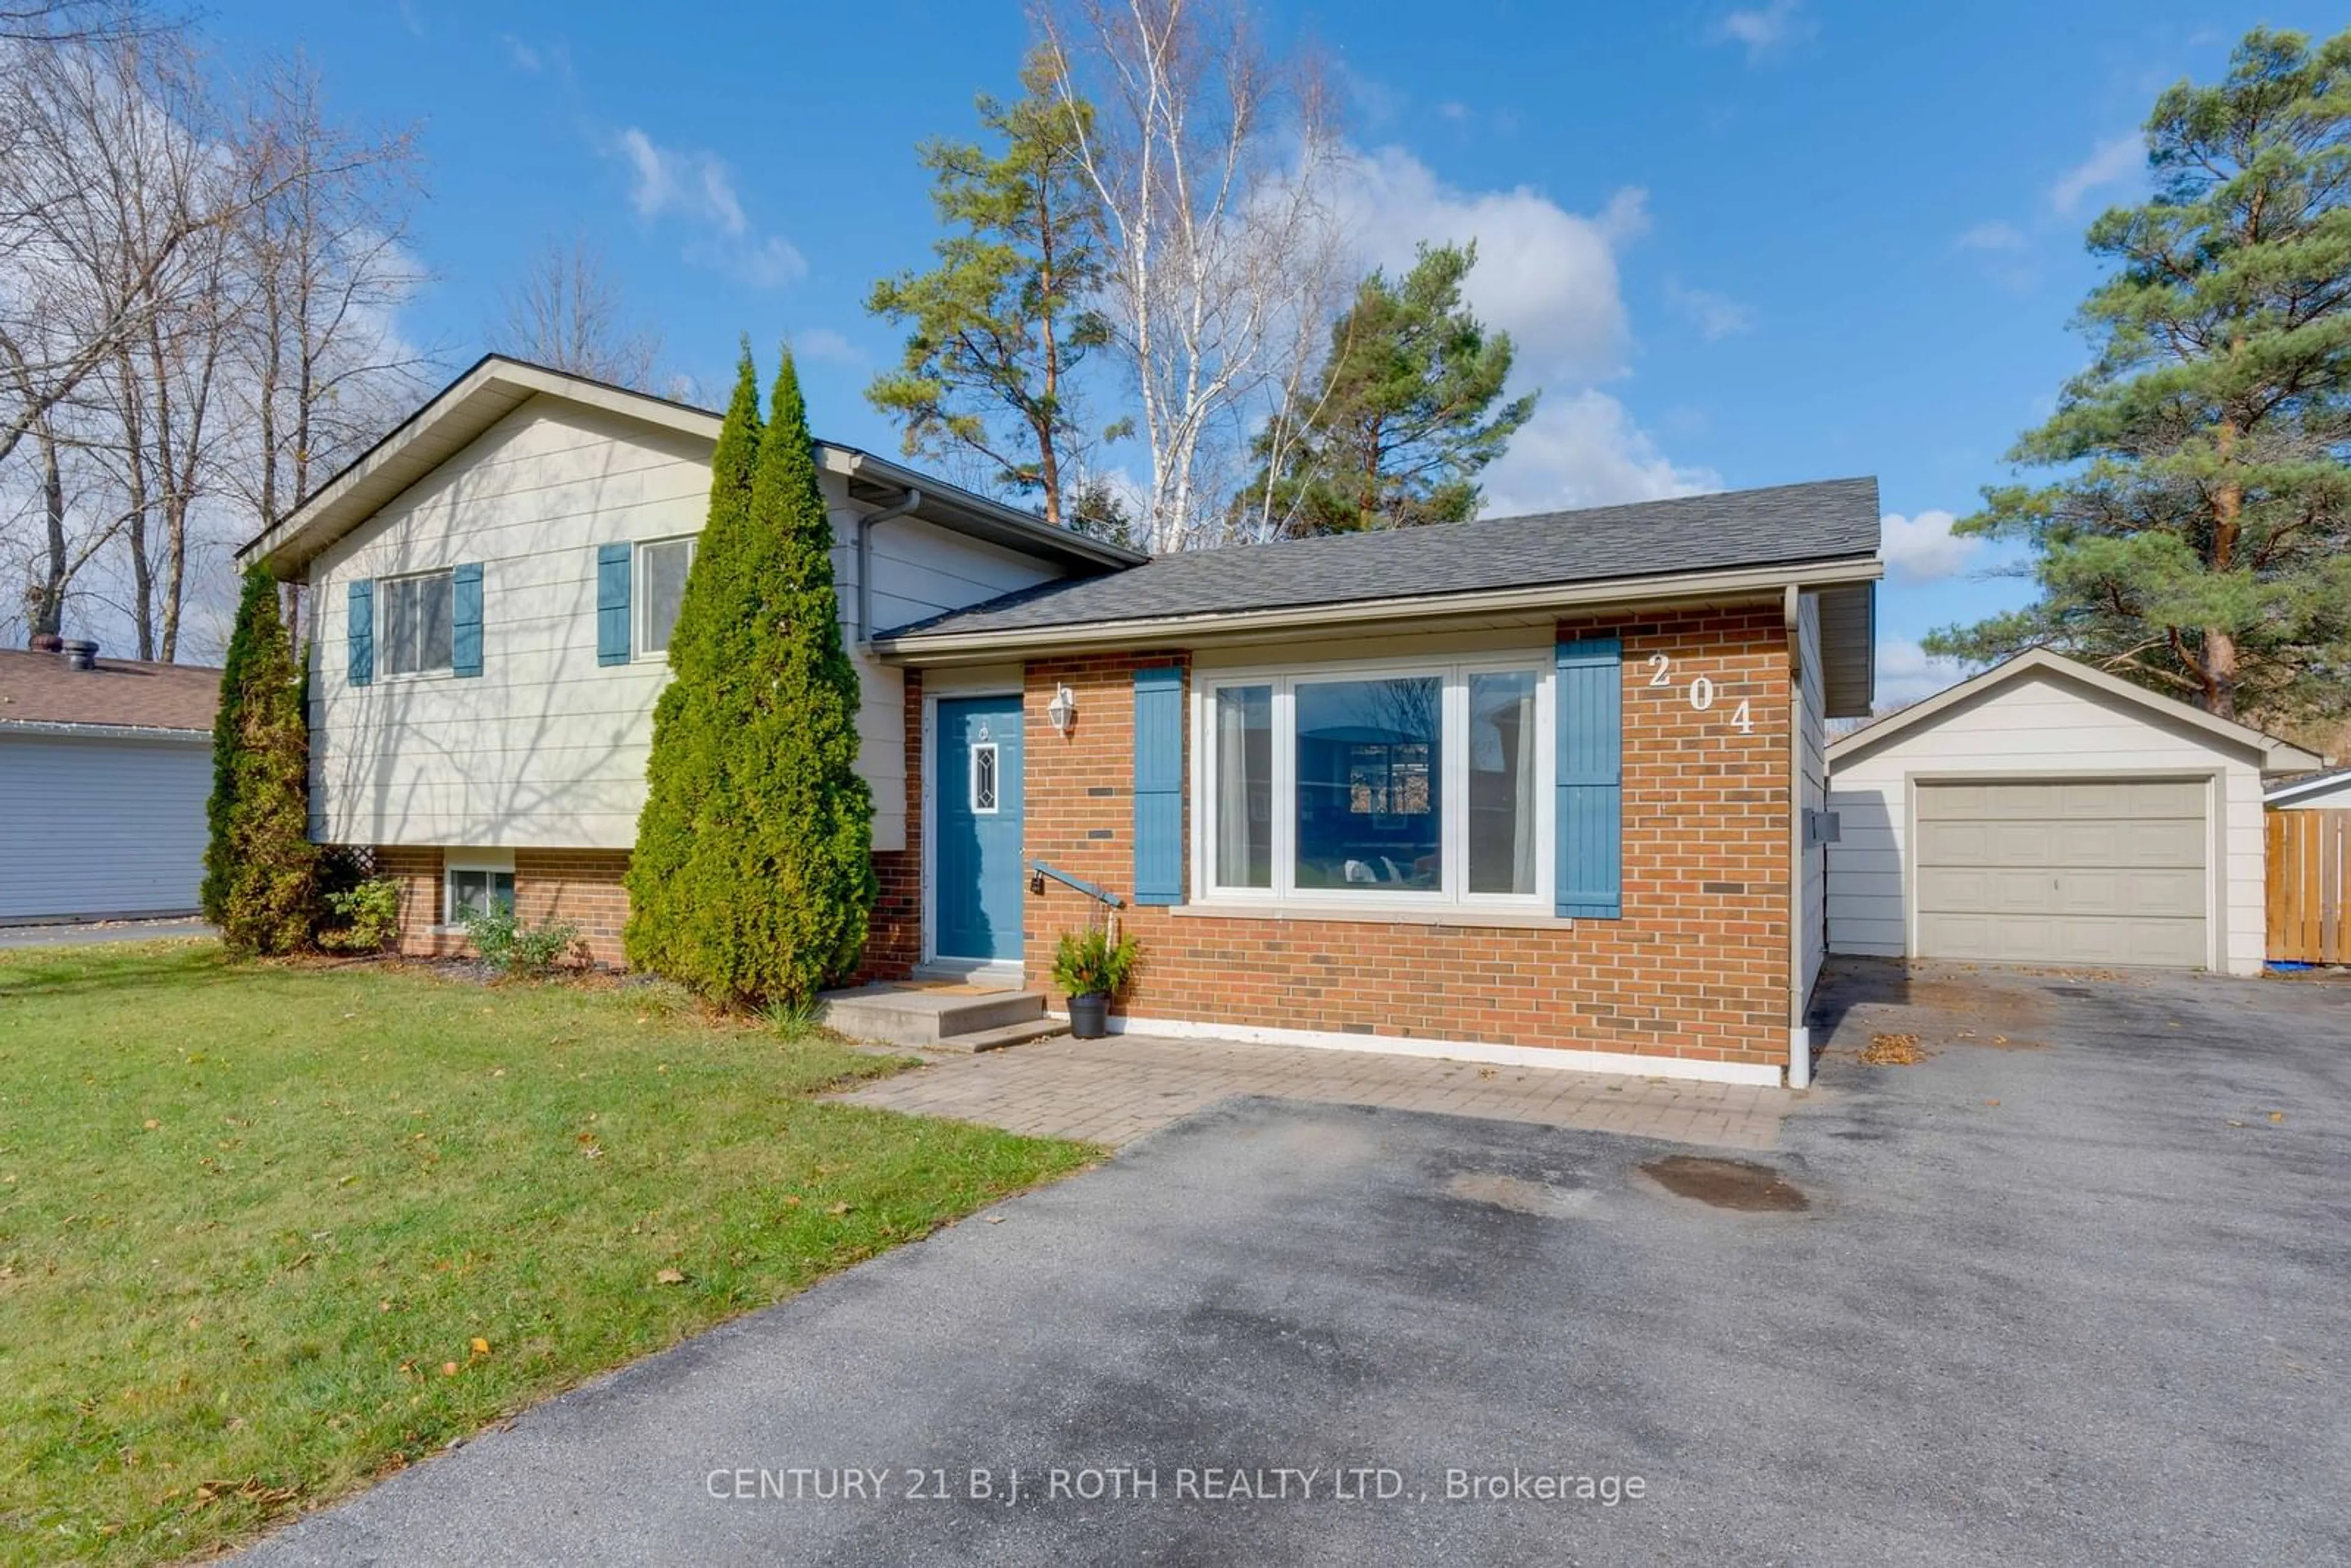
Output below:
[1914,778,2208,969]
[0,734,211,920]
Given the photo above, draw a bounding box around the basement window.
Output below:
[444,852,516,926]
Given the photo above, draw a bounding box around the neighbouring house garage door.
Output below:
[1914,779,2209,969]
[0,735,210,921]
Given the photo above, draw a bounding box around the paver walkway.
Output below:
[837,1031,1788,1149]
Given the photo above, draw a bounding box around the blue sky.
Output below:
[207,0,2343,704]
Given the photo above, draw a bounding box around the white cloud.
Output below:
[1664,281,1755,341]
[1324,148,1708,517]
[609,127,803,290]
[1955,220,2027,252]
[1437,100,1471,122]
[793,327,864,366]
[1482,391,1720,514]
[1333,146,1644,383]
[1878,509,1982,583]
[2048,135,2141,215]
[1873,636,1970,710]
[501,35,541,73]
[1709,1,1811,62]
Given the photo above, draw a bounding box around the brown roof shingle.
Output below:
[0,648,221,733]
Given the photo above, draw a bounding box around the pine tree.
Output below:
[866,46,1108,524]
[624,346,876,1007]
[1237,242,1536,538]
[201,567,318,955]
[1929,27,2351,722]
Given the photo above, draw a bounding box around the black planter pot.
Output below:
[1067,992,1111,1039]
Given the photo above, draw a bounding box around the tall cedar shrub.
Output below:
[624,346,877,1007]
[201,568,318,954]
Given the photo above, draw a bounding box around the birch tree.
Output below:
[1036,0,1347,553]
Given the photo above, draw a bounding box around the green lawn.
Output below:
[0,942,1093,1564]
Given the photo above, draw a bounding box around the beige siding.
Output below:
[1797,593,1827,1002]
[308,396,1064,852]
[1827,667,2267,976]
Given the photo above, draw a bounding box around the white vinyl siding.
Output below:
[1796,593,1828,1003]
[0,732,209,920]
[1828,666,2267,976]
[306,396,1067,853]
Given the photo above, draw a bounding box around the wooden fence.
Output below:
[2268,809,2349,965]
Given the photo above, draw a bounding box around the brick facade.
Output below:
[374,845,632,967]
[1018,602,1798,1073]
[361,599,1799,1078]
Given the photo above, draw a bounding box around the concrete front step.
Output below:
[819,983,1046,1046]
[925,1018,1070,1055]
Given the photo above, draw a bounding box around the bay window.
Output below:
[1197,656,1551,908]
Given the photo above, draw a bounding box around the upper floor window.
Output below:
[381,569,453,677]
[639,537,696,657]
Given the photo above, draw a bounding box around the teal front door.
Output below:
[934,695,1025,964]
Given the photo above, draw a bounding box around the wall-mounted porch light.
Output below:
[1046,682,1077,736]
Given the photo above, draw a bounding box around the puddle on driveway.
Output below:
[1445,1172,1594,1218]
[1639,1155,1809,1213]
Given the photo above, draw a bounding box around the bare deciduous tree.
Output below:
[0,30,429,659]
[493,235,663,391]
[227,53,430,538]
[1037,0,1347,553]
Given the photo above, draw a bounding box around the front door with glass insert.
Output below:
[933,695,1025,964]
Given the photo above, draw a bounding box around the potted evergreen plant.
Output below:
[1053,925,1138,1040]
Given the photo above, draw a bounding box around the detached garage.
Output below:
[1827,650,2322,977]
[0,642,220,923]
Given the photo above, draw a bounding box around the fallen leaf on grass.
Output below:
[1862,1032,1929,1067]
[825,1201,851,1217]
[654,1268,685,1286]
[441,1362,459,1377]
[142,1119,159,1131]
[470,1337,490,1356]
[190,1478,299,1512]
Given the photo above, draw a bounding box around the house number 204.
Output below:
[1645,652,1753,734]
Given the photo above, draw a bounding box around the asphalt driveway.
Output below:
[241,961,2351,1566]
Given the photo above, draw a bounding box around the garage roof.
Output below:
[1828,649,2324,775]
[0,648,220,735]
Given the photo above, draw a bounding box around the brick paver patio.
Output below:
[836,1032,1790,1150]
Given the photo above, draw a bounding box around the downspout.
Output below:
[1785,583,1812,1090]
[853,487,923,645]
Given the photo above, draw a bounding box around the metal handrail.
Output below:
[1028,860,1125,909]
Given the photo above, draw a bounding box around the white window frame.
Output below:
[636,535,697,661]
[969,740,1001,816]
[379,568,456,680]
[441,849,516,931]
[1190,651,1554,912]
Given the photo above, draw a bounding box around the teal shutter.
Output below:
[1132,665,1184,906]
[596,544,631,666]
[452,562,483,677]
[347,580,373,688]
[1556,637,1623,918]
